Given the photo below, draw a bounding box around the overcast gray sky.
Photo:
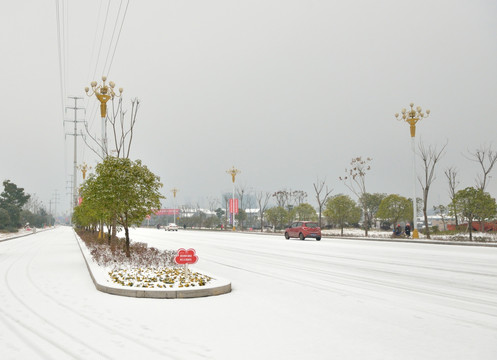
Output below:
[1,1,497,216]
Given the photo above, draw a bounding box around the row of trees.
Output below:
[0,180,54,231]
[262,187,497,241]
[73,157,163,256]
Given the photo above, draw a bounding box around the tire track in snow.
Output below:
[17,231,186,360]
[192,241,497,330]
[3,234,112,359]
[0,240,56,360]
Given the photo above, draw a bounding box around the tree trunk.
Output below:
[363,210,369,236]
[468,220,473,241]
[112,217,117,241]
[124,226,130,257]
[423,210,431,239]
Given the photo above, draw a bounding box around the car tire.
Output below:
[299,233,305,240]
[285,232,290,239]
[316,237,321,241]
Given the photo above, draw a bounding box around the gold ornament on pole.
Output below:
[85,76,123,118]
[226,166,241,231]
[395,102,430,239]
[85,76,123,158]
[78,162,92,180]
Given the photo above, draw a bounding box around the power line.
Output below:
[55,0,65,123]
[102,0,123,75]
[106,0,130,77]
[85,0,104,100]
[92,0,111,82]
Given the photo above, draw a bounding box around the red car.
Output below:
[284,221,321,241]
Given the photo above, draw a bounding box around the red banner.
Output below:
[154,209,180,216]
[175,248,198,265]
[229,199,239,214]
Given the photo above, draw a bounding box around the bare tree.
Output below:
[236,185,246,210]
[445,166,460,226]
[418,142,446,239]
[108,98,139,159]
[468,145,497,191]
[207,196,219,212]
[313,178,333,228]
[292,190,307,206]
[340,156,372,236]
[83,98,140,161]
[272,190,290,209]
[223,193,231,226]
[236,185,247,229]
[433,204,448,231]
[256,191,272,232]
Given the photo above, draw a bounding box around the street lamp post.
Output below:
[85,76,123,158]
[226,166,241,231]
[395,102,430,239]
[171,188,179,225]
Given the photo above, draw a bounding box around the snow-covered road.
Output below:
[1,226,496,359]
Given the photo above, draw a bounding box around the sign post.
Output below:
[174,248,199,279]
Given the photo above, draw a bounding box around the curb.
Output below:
[0,227,53,243]
[73,230,232,299]
[320,235,497,247]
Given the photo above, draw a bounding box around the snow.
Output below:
[1,226,497,359]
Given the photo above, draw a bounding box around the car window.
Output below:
[297,222,302,227]
[305,222,318,228]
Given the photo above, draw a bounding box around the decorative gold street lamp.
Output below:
[395,103,430,239]
[78,162,92,180]
[226,166,241,231]
[171,188,179,225]
[85,76,123,158]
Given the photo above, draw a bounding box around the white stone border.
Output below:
[73,230,231,299]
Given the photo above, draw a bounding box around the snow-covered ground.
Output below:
[1,226,496,359]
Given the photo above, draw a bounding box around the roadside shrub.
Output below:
[77,229,177,268]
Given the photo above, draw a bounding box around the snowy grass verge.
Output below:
[322,228,497,243]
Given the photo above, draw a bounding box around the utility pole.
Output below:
[49,199,52,225]
[53,190,60,225]
[66,176,73,215]
[65,96,85,210]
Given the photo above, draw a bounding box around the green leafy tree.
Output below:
[360,192,386,229]
[265,206,290,229]
[80,157,163,256]
[454,187,497,241]
[0,208,11,229]
[324,195,361,236]
[237,209,248,229]
[0,180,30,228]
[78,173,113,240]
[73,197,101,232]
[215,207,225,220]
[291,203,317,222]
[377,194,412,230]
